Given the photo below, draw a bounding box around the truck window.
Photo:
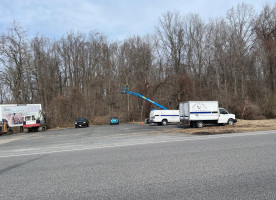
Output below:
[219,108,228,114]
[25,116,31,121]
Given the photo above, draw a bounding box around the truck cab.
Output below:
[24,115,37,125]
[23,111,46,133]
[218,108,236,125]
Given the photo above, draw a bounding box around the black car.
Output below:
[75,117,89,128]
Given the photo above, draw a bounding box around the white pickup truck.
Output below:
[179,101,237,128]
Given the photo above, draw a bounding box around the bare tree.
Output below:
[255,4,276,92]
[0,21,30,103]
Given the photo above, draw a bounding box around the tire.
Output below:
[23,128,29,133]
[228,119,234,125]
[145,118,149,124]
[75,126,78,128]
[7,129,13,135]
[196,121,204,128]
[161,119,167,126]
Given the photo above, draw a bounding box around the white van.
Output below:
[149,110,180,126]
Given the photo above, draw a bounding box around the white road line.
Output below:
[0,130,274,158]
[0,137,23,145]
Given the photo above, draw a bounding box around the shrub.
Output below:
[230,99,264,120]
[264,93,276,118]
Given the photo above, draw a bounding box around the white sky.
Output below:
[0,0,274,41]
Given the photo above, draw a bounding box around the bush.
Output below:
[264,93,276,118]
[230,99,264,120]
[92,116,110,125]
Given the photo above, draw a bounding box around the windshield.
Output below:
[76,118,87,121]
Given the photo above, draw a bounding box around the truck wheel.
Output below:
[161,119,167,126]
[228,119,234,125]
[23,128,29,133]
[145,118,149,124]
[7,129,13,135]
[196,121,204,128]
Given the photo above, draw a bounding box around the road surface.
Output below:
[0,124,275,199]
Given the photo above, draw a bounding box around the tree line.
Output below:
[0,3,276,127]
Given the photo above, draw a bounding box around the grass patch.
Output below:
[176,119,276,135]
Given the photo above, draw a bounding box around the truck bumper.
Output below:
[23,124,41,128]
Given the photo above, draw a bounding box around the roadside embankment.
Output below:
[176,119,276,135]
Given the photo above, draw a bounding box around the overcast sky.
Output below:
[0,0,273,41]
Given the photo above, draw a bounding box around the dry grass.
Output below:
[175,119,276,135]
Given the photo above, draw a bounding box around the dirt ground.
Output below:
[175,119,276,135]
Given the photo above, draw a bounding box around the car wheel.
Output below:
[228,119,234,125]
[161,120,167,126]
[196,121,204,128]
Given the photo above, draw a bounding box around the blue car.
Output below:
[110,117,119,125]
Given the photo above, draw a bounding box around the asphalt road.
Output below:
[0,124,275,199]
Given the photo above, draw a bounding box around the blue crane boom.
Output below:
[121,85,168,110]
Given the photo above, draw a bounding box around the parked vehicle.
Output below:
[110,117,119,125]
[75,117,89,128]
[149,110,180,126]
[0,119,12,135]
[23,110,47,133]
[179,101,237,128]
[0,104,46,133]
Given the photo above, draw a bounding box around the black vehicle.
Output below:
[75,117,89,128]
